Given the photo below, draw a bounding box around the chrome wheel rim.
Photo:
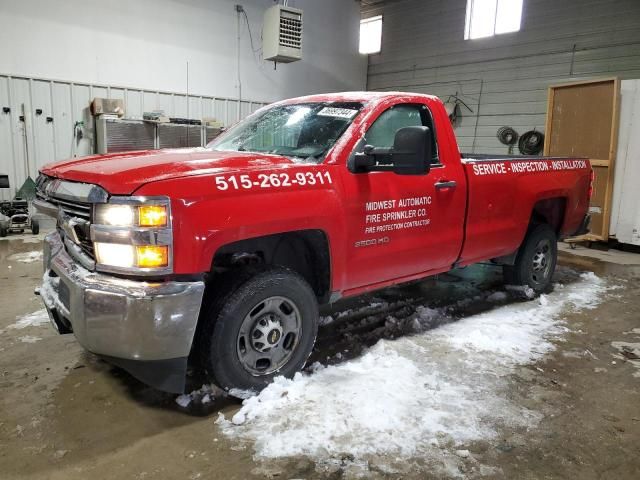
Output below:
[531,238,552,285]
[236,296,302,376]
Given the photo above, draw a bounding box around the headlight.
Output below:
[95,244,169,269]
[91,197,172,275]
[95,204,135,226]
[95,243,135,268]
[95,203,168,227]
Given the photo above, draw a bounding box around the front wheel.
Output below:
[503,223,557,295]
[197,267,318,392]
[30,218,39,235]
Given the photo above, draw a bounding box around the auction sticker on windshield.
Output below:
[317,107,359,119]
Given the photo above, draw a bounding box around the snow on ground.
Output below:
[0,233,43,243]
[486,291,508,302]
[319,301,389,327]
[7,251,43,263]
[175,384,223,408]
[318,315,335,327]
[217,271,612,474]
[18,335,42,343]
[8,309,50,329]
[611,325,640,378]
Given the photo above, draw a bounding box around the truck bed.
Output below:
[462,153,570,161]
[457,153,591,268]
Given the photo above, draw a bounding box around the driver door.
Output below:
[340,102,465,290]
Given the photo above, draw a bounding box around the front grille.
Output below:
[35,190,92,221]
[35,189,95,261]
[35,175,111,267]
[75,233,95,260]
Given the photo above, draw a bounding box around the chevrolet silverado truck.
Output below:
[34,92,592,394]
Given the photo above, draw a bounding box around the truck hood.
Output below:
[40,148,302,195]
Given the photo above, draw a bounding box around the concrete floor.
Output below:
[1,231,639,479]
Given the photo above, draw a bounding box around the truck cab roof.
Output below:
[276,91,440,106]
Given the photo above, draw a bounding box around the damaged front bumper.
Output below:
[39,231,205,393]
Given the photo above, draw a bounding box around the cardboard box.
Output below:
[91,98,125,117]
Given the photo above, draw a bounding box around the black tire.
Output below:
[197,267,318,392]
[30,218,39,235]
[0,226,7,237]
[503,223,557,295]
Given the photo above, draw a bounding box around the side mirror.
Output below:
[0,175,9,189]
[348,126,432,175]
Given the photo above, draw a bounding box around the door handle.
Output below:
[435,180,457,189]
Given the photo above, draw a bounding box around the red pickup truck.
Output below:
[34,92,591,393]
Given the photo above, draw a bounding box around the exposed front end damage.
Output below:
[39,231,204,393]
[34,174,205,393]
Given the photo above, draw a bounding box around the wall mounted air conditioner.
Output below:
[263,4,303,63]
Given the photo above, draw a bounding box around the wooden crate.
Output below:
[543,77,621,241]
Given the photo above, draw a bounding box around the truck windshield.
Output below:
[208,102,363,161]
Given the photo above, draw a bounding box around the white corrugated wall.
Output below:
[362,0,640,154]
[0,74,266,200]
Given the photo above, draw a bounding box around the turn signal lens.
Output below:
[136,245,169,268]
[138,205,168,227]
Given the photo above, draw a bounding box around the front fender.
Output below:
[133,166,347,279]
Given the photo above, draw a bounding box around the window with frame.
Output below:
[210,102,363,161]
[359,15,383,54]
[464,0,523,40]
[362,104,439,164]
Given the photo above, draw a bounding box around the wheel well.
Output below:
[211,230,331,304]
[493,198,567,266]
[531,197,566,234]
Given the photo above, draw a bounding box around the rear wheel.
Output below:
[0,226,7,237]
[503,223,557,295]
[197,267,318,392]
